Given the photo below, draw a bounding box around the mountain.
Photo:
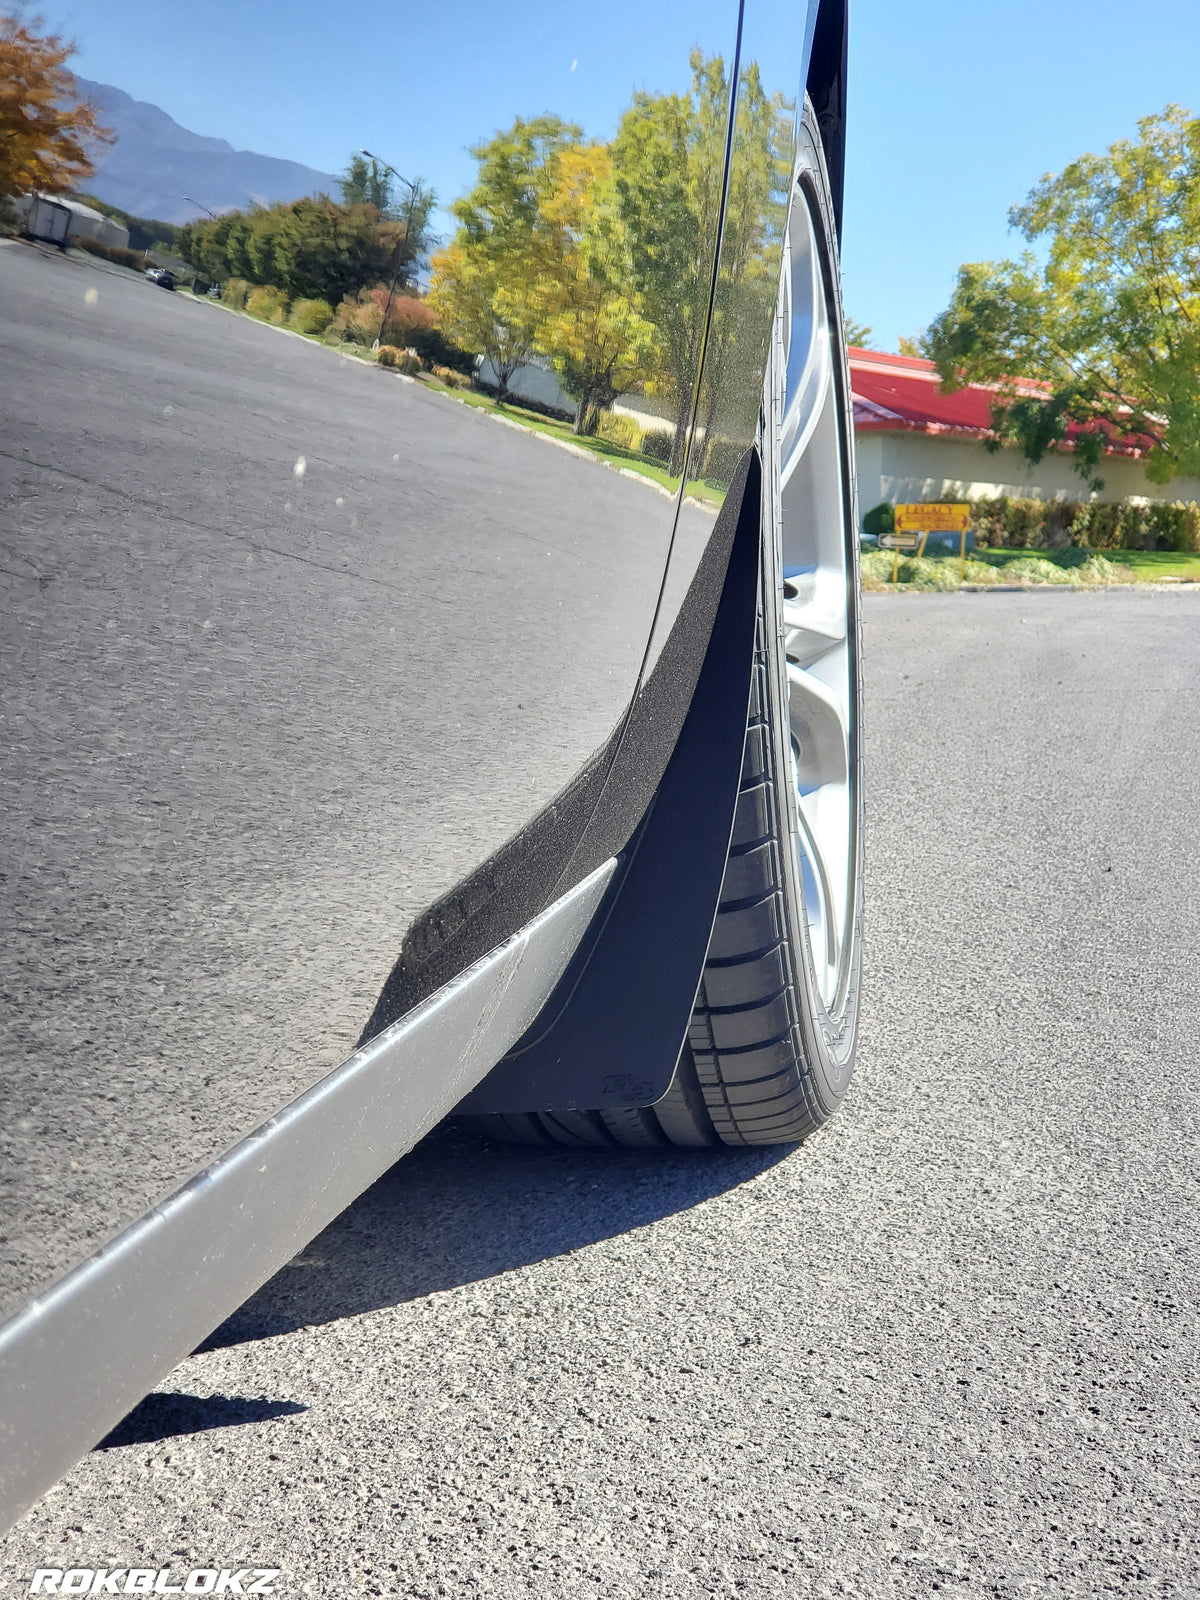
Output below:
[75,79,339,225]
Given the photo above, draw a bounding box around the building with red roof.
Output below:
[849,348,1200,524]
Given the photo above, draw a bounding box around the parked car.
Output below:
[144,265,176,288]
[0,0,857,1532]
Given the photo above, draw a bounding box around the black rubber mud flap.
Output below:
[456,451,762,1115]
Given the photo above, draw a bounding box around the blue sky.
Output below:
[54,0,1200,351]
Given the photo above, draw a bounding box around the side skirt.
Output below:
[0,858,616,1535]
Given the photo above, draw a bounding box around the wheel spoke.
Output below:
[774,174,856,1010]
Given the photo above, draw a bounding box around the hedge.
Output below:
[288,298,334,336]
[596,411,643,452]
[863,495,1200,554]
[74,237,147,272]
[246,286,289,325]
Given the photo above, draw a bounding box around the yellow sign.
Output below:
[894,502,971,534]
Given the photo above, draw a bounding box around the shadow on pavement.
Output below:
[198,1121,788,1352]
[95,1392,307,1449]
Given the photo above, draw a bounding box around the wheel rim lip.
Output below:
[776,172,860,1018]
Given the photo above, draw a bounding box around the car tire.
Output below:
[476,100,863,1150]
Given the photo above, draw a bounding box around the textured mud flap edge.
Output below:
[456,449,763,1116]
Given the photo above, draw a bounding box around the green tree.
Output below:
[337,154,440,292]
[339,153,392,211]
[533,143,657,434]
[429,116,580,401]
[924,105,1200,486]
[692,58,792,475]
[845,317,872,348]
[429,239,541,400]
[180,198,400,303]
[610,55,728,474]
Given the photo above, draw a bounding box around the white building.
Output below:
[11,194,130,252]
[850,347,1200,518]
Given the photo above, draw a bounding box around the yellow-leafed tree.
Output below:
[533,144,657,436]
[0,14,110,199]
[428,238,542,403]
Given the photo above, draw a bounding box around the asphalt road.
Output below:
[3,587,1198,1596]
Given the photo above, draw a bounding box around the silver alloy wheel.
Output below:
[770,164,858,1016]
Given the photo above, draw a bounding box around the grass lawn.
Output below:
[412,374,724,506]
[971,545,1200,583]
[1068,548,1200,581]
[862,542,1200,590]
[177,291,722,504]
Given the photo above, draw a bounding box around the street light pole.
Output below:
[179,199,220,289]
[359,148,422,351]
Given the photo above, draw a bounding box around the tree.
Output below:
[532,143,656,434]
[0,14,110,197]
[610,52,789,475]
[428,239,541,400]
[340,153,438,289]
[339,153,392,212]
[610,58,724,474]
[179,197,401,303]
[692,58,792,475]
[845,317,873,348]
[428,116,580,402]
[924,106,1200,486]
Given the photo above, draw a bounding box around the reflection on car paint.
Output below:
[0,0,821,1329]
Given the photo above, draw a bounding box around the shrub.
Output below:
[1116,502,1154,550]
[416,331,476,374]
[74,237,146,271]
[245,285,289,323]
[1140,500,1200,552]
[1001,497,1044,549]
[221,278,250,310]
[288,297,334,336]
[327,294,358,341]
[1040,499,1082,547]
[376,345,419,374]
[370,291,436,346]
[701,436,746,487]
[862,501,895,538]
[431,364,471,388]
[1084,503,1121,549]
[347,299,382,345]
[896,493,1200,554]
[595,412,643,452]
[640,428,673,465]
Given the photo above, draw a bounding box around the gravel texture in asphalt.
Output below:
[4,587,1198,1596]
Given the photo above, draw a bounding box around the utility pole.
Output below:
[359,149,423,351]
